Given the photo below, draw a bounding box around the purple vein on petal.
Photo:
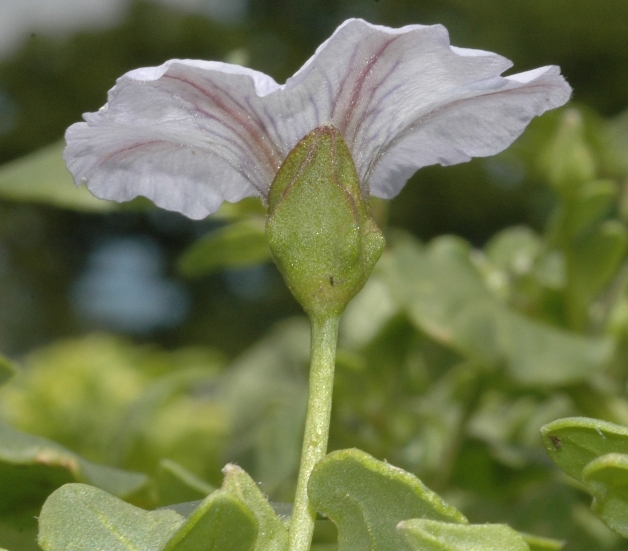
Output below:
[334,36,399,140]
[362,78,558,187]
[172,101,267,194]
[162,72,282,182]
[352,59,403,138]
[96,140,162,167]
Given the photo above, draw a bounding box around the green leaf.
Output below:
[160,466,290,550]
[521,533,565,551]
[212,197,267,221]
[540,417,628,482]
[0,141,118,212]
[542,109,596,196]
[0,421,148,521]
[484,226,541,277]
[383,235,612,384]
[308,448,467,551]
[156,459,216,506]
[222,318,309,494]
[561,179,618,240]
[569,220,628,309]
[581,453,628,537]
[38,483,184,551]
[162,490,257,551]
[178,219,271,277]
[398,519,529,551]
[221,464,289,550]
[0,355,16,387]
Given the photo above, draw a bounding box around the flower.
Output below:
[64,19,571,220]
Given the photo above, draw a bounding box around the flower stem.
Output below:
[289,314,340,551]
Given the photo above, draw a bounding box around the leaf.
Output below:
[540,417,628,482]
[38,483,184,551]
[340,273,399,349]
[0,519,39,551]
[581,453,628,537]
[0,355,16,387]
[521,533,565,551]
[496,310,611,385]
[308,448,467,551]
[110,365,223,472]
[156,459,216,506]
[398,519,529,551]
[221,464,289,551]
[484,226,541,276]
[222,318,309,492]
[162,490,257,551]
[561,179,618,240]
[541,108,596,196]
[160,465,289,551]
[0,141,118,212]
[212,197,267,221]
[0,421,148,521]
[569,220,628,309]
[178,219,270,277]
[383,235,612,384]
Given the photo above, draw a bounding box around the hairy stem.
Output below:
[289,315,339,551]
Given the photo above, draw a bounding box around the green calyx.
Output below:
[266,125,385,320]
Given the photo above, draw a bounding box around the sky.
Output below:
[0,0,248,59]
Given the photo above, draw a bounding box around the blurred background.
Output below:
[1,1,628,550]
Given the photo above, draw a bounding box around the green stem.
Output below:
[289,314,340,551]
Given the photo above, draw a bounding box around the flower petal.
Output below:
[276,19,571,198]
[365,65,572,199]
[65,60,286,219]
[64,18,571,218]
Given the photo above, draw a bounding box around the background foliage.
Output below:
[0,1,627,550]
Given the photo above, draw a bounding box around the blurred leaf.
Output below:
[163,489,257,551]
[541,109,596,197]
[0,141,118,212]
[212,197,267,220]
[398,519,529,551]
[607,107,628,174]
[540,417,628,482]
[308,448,467,551]
[0,416,148,551]
[221,464,289,551]
[111,365,225,479]
[560,180,618,240]
[156,459,215,506]
[0,420,150,550]
[0,335,226,481]
[383,235,612,385]
[0,518,39,551]
[340,274,399,350]
[178,219,270,277]
[0,355,15,387]
[484,226,541,278]
[222,318,309,496]
[468,391,576,469]
[568,220,628,313]
[521,533,565,551]
[254,390,307,497]
[0,421,148,519]
[38,483,183,551]
[581,453,628,537]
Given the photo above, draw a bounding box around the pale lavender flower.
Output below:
[64,19,571,219]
